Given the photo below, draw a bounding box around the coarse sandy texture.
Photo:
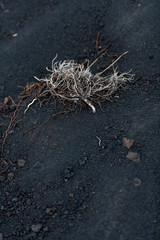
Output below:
[0,0,160,240]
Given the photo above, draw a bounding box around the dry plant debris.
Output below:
[22,52,134,114]
[0,51,134,162]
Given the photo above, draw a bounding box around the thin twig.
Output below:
[131,74,142,85]
[96,136,102,146]
[87,57,99,70]
[0,166,9,175]
[2,99,22,152]
[23,126,36,135]
[96,31,101,47]
[24,98,37,114]
[98,51,128,76]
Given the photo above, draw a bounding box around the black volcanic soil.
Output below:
[0,0,160,240]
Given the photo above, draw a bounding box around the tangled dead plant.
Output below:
[21,52,134,114]
[1,51,134,163]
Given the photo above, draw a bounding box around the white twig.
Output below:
[24,98,37,114]
[96,136,102,146]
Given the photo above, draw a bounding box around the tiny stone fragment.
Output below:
[156,76,160,82]
[79,156,88,165]
[45,208,51,215]
[18,159,26,167]
[133,177,142,186]
[0,233,3,240]
[123,137,134,149]
[31,224,42,233]
[12,33,18,37]
[126,152,140,162]
[69,193,74,198]
[8,172,14,179]
[43,226,49,232]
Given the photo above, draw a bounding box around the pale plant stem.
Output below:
[98,51,128,76]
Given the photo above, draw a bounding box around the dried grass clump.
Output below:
[23,53,134,113]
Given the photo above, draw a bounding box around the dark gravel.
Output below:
[0,0,160,240]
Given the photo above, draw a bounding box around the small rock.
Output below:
[43,226,49,232]
[12,198,18,202]
[156,76,160,82]
[126,152,140,162]
[52,213,57,219]
[0,176,5,182]
[31,224,42,233]
[79,159,85,166]
[45,208,51,215]
[123,138,134,149]
[18,159,26,167]
[8,172,14,179]
[0,233,3,240]
[133,177,142,186]
[69,193,74,198]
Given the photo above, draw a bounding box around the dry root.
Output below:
[22,53,134,113]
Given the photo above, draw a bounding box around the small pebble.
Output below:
[52,213,57,219]
[123,138,134,149]
[126,152,140,162]
[31,224,42,233]
[8,172,14,179]
[18,159,26,167]
[133,177,142,186]
[45,208,51,215]
[12,198,18,202]
[0,233,3,240]
[156,76,160,82]
[43,226,49,232]
[69,193,74,198]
